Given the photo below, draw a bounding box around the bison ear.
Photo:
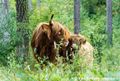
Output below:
[49,14,54,26]
[41,24,51,40]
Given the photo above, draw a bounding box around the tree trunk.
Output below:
[28,0,32,11]
[16,0,29,62]
[16,0,28,22]
[74,0,80,34]
[37,0,40,8]
[1,0,8,14]
[106,0,112,46]
[4,0,8,12]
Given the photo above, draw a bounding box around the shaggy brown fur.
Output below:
[31,22,56,63]
[59,34,94,65]
[31,15,71,64]
[79,41,94,66]
[59,34,86,62]
[68,34,94,65]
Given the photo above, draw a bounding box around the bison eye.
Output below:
[58,32,61,35]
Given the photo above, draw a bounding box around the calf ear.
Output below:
[79,38,86,44]
[49,14,54,26]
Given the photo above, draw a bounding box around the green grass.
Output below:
[0,50,120,81]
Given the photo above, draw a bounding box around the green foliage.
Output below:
[0,10,17,65]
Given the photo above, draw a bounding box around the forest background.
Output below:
[0,0,120,81]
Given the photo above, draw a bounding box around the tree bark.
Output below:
[28,0,32,11]
[16,0,28,22]
[106,0,112,46]
[37,0,40,8]
[74,0,80,34]
[16,0,29,61]
[1,0,8,14]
